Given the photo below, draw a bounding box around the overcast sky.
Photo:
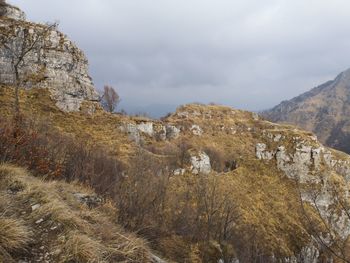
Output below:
[9,0,350,116]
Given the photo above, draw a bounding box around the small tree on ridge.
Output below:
[102,85,120,113]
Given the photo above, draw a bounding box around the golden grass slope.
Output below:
[0,164,151,263]
[2,86,350,261]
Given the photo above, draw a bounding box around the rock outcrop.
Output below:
[190,125,203,136]
[0,3,26,20]
[256,130,350,260]
[0,4,99,111]
[119,121,182,144]
[190,151,211,175]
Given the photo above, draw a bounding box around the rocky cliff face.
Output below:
[263,68,350,154]
[256,131,350,238]
[0,4,99,111]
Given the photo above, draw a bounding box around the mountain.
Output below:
[263,68,350,154]
[2,3,350,263]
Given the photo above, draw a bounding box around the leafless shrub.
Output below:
[115,149,170,232]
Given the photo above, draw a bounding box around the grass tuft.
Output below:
[0,217,31,251]
[60,232,106,263]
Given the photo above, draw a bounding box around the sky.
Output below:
[8,0,350,117]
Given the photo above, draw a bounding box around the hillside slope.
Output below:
[0,164,152,262]
[2,86,350,262]
[1,3,350,262]
[263,68,350,154]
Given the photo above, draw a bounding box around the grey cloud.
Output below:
[8,0,350,116]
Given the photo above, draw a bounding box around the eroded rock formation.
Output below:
[0,4,99,111]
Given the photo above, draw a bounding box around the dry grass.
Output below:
[0,181,32,261]
[0,86,136,162]
[60,232,106,263]
[0,218,31,251]
[1,86,348,261]
[0,164,152,262]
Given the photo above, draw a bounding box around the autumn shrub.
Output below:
[0,116,125,197]
[0,116,64,177]
[115,149,170,232]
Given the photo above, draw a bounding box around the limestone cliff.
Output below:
[0,4,99,111]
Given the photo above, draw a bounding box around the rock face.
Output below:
[190,151,211,175]
[165,125,180,139]
[0,3,26,20]
[263,68,350,154]
[190,125,203,136]
[136,122,154,137]
[0,4,99,111]
[120,121,181,143]
[256,143,274,160]
[256,132,350,259]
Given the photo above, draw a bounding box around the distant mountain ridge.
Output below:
[263,68,350,154]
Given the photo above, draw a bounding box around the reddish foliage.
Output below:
[0,118,62,177]
[0,116,124,195]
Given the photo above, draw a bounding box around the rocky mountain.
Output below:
[263,68,350,154]
[2,2,350,263]
[0,3,99,111]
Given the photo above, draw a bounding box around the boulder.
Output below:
[190,151,211,175]
[190,125,203,136]
[256,143,274,160]
[165,125,180,139]
[73,193,102,208]
[137,122,154,136]
[119,123,141,144]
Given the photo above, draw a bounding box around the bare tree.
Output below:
[102,85,120,113]
[0,21,57,119]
